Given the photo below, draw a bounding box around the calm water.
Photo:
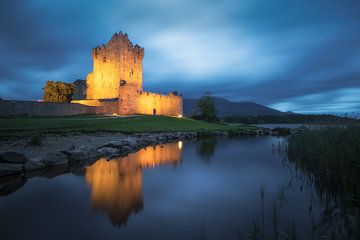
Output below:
[0,137,326,240]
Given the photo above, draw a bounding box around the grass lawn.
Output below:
[0,115,254,138]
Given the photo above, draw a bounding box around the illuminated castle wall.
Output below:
[73,32,183,116]
[86,32,144,100]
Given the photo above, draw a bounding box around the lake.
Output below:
[0,137,329,239]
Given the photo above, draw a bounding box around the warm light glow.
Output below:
[177,114,183,118]
[74,32,183,117]
[178,141,183,150]
[112,113,118,116]
[85,142,183,226]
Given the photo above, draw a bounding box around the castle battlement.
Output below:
[92,32,144,60]
[82,31,183,117]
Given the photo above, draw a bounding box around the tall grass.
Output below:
[286,126,360,238]
[287,126,360,201]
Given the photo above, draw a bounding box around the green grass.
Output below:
[0,115,250,138]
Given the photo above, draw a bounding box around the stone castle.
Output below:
[73,32,183,116]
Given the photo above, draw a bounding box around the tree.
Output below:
[43,81,75,103]
[194,92,219,123]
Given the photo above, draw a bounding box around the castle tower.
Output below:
[86,32,144,100]
[74,31,183,116]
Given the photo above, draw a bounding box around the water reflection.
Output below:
[195,137,217,163]
[0,137,346,239]
[85,142,183,226]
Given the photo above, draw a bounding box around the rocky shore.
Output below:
[0,127,299,179]
[0,132,198,178]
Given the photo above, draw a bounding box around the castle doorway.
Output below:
[153,108,156,115]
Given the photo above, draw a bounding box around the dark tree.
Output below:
[43,81,75,103]
[194,92,219,123]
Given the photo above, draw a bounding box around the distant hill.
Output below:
[183,97,284,117]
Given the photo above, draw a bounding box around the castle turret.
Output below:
[86,32,144,100]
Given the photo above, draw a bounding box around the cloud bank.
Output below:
[0,0,359,113]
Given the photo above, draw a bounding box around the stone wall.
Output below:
[71,99,119,115]
[86,32,144,100]
[0,100,96,116]
[118,91,183,116]
[95,100,119,115]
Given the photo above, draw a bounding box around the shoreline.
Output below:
[0,127,295,179]
[0,132,197,177]
[0,127,300,197]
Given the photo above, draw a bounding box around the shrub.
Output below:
[43,80,75,103]
[192,92,219,123]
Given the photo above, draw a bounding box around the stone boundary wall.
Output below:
[0,100,96,116]
[95,101,119,115]
[134,92,183,116]
[0,95,182,117]
[71,99,103,107]
[72,99,119,115]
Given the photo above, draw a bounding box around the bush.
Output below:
[192,93,219,123]
[43,80,75,103]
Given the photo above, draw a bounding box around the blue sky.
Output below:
[0,0,359,113]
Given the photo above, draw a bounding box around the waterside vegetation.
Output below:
[284,126,360,239]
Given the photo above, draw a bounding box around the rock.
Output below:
[62,149,88,162]
[0,152,28,164]
[83,147,102,161]
[166,134,176,140]
[102,140,126,148]
[44,152,69,167]
[156,135,168,143]
[25,152,68,170]
[120,145,133,155]
[0,163,23,177]
[98,147,121,159]
[146,135,159,144]
[76,147,102,164]
[123,137,138,148]
[24,160,45,171]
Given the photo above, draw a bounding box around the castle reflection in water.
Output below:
[85,142,183,226]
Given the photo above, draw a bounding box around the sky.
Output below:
[0,0,359,113]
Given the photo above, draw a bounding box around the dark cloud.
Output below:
[0,0,359,113]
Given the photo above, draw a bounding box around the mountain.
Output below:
[183,97,284,117]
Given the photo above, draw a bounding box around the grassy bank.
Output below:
[0,115,251,138]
